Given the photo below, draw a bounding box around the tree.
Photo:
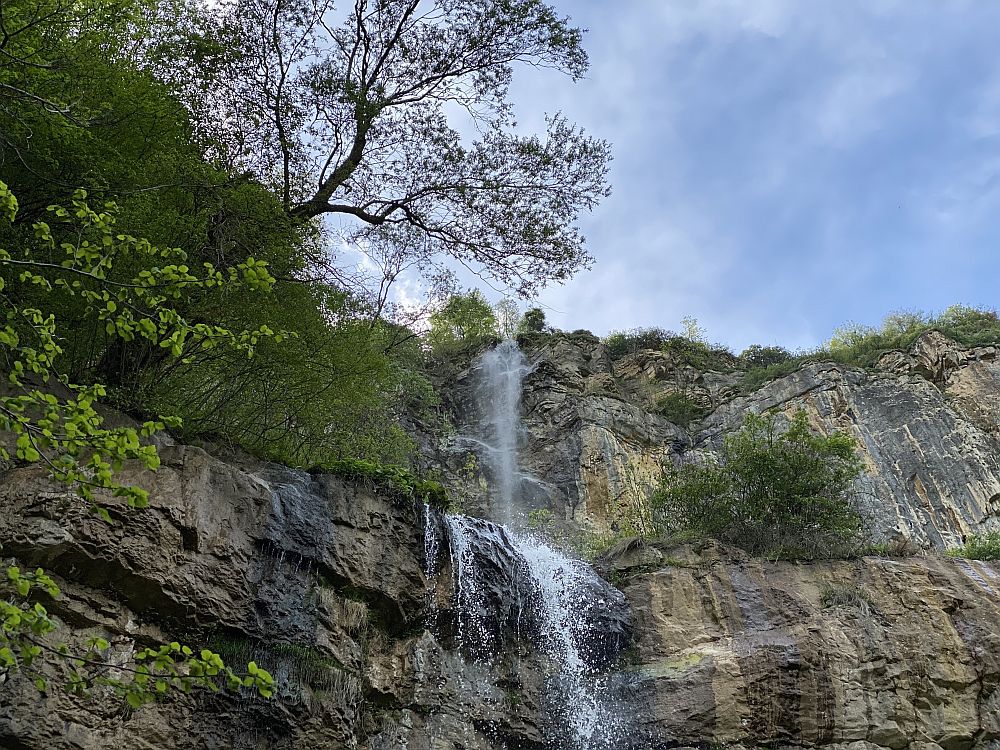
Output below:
[650,410,865,559]
[166,0,611,298]
[0,181,275,704]
[518,306,546,333]
[426,290,497,352]
[495,297,520,339]
[680,315,706,343]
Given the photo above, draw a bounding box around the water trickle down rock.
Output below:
[477,339,534,523]
[428,340,638,749]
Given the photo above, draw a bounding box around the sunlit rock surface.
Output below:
[606,539,1000,750]
[438,331,1000,547]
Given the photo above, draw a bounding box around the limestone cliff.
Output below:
[1,330,1000,750]
[436,330,1000,548]
[0,447,543,749]
[610,540,1000,749]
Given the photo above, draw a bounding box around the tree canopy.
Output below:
[165,0,611,298]
[427,289,498,352]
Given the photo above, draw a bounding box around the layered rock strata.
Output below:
[437,331,1000,547]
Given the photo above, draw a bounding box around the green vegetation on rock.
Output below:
[738,306,1000,392]
[602,307,1000,397]
[427,290,501,355]
[946,531,1000,561]
[650,410,865,559]
[319,458,449,509]
[652,391,710,427]
[819,583,874,615]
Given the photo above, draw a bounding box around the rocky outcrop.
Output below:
[0,446,555,749]
[437,333,687,531]
[437,331,1000,548]
[606,539,1000,750]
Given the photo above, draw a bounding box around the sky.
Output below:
[491,0,1000,352]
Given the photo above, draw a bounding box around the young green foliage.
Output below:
[650,410,865,559]
[0,182,279,515]
[1,563,274,703]
[427,290,500,354]
[321,457,449,508]
[946,531,1000,561]
[0,182,277,704]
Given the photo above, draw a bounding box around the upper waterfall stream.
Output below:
[426,340,634,749]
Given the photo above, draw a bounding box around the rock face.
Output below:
[0,446,559,749]
[436,333,687,532]
[607,540,1000,750]
[3,329,1000,750]
[437,331,1000,547]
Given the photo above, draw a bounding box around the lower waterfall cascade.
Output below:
[424,340,636,749]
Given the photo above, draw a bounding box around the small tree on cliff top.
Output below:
[427,290,498,352]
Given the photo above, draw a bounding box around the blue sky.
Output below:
[499,0,1000,351]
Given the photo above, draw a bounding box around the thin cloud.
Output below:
[508,0,1000,349]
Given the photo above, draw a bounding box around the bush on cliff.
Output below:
[650,410,865,559]
[603,326,737,371]
[603,327,676,358]
[652,391,709,427]
[946,531,1000,561]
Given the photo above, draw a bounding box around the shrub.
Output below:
[819,584,873,615]
[946,531,1000,561]
[650,410,865,559]
[660,335,736,371]
[865,538,919,558]
[653,391,710,427]
[603,327,676,359]
[737,358,812,393]
[738,344,792,370]
[737,305,1000,395]
[318,458,449,508]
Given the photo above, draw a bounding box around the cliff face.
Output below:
[0,446,549,749]
[2,331,1000,749]
[438,330,1000,548]
[611,541,1000,750]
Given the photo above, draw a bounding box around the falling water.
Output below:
[477,339,532,522]
[430,340,632,749]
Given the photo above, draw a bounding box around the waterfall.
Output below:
[428,340,633,749]
[477,339,531,522]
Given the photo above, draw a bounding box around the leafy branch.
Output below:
[1,565,274,704]
[0,180,280,704]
